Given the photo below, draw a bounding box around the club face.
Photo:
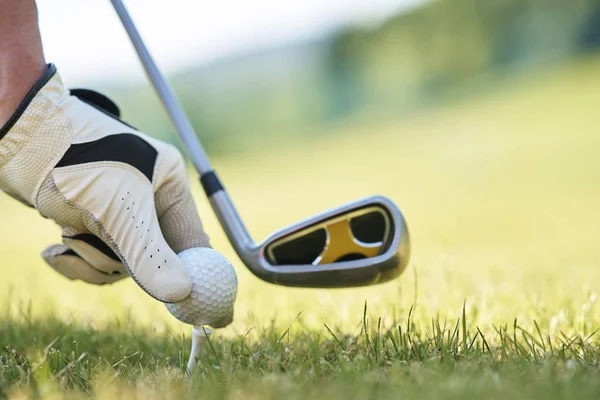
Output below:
[264,205,393,266]
[253,196,410,288]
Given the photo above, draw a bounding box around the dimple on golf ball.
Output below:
[165,247,238,328]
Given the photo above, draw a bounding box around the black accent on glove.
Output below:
[70,89,121,118]
[55,133,158,182]
[63,233,121,261]
[68,88,139,131]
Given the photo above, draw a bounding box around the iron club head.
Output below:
[259,195,410,288]
[207,182,410,288]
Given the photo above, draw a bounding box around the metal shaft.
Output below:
[109,0,256,252]
[110,0,213,175]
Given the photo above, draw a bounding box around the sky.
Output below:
[36,0,425,86]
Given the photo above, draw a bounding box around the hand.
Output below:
[0,64,211,303]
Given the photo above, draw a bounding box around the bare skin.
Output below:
[0,0,47,127]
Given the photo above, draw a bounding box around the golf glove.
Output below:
[0,64,211,303]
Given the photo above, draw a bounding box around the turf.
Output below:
[2,54,600,399]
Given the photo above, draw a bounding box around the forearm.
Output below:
[0,0,47,126]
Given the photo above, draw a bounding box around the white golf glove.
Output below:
[0,64,211,303]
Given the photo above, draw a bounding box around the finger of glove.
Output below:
[42,244,126,285]
[50,155,192,303]
[61,228,128,277]
[153,142,211,253]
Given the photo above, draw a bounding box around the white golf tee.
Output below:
[186,325,213,375]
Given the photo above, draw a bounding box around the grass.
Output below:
[4,304,600,399]
[3,53,600,398]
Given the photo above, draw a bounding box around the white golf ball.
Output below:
[165,247,238,328]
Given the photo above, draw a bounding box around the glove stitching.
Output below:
[71,129,139,145]
[53,161,150,183]
[154,169,186,220]
[56,253,119,278]
[153,148,188,219]
[62,236,125,271]
[30,103,75,208]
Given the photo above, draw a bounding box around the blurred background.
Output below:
[36,0,600,155]
[3,0,600,336]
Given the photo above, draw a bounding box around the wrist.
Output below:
[0,60,48,127]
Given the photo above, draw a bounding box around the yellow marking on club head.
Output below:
[318,218,382,264]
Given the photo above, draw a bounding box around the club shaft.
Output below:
[109,0,212,175]
[110,0,257,256]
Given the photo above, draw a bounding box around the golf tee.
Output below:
[186,325,213,376]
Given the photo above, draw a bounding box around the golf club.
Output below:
[109,0,411,288]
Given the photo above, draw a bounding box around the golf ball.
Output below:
[165,247,238,328]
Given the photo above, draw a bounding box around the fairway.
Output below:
[2,55,600,399]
